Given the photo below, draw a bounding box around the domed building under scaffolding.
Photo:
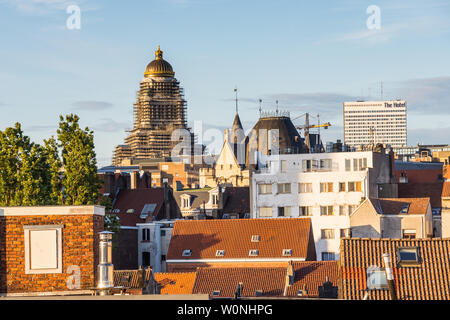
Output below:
[113,46,196,166]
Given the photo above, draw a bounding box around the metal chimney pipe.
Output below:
[382,253,397,300]
[97,231,114,295]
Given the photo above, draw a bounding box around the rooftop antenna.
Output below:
[234,87,238,113]
[276,100,279,114]
[380,81,384,100]
[258,99,262,117]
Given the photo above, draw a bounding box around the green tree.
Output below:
[0,123,34,206]
[42,137,63,205]
[57,114,101,205]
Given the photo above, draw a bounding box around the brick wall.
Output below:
[0,214,104,293]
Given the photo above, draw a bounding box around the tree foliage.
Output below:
[57,114,101,205]
[0,114,101,207]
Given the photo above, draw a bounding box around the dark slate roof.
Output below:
[112,188,165,226]
[394,161,443,170]
[173,189,212,210]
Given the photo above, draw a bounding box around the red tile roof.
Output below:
[166,218,315,261]
[192,267,287,298]
[112,188,165,226]
[154,272,196,295]
[370,198,430,215]
[286,261,339,298]
[443,182,450,198]
[113,268,153,289]
[340,238,450,300]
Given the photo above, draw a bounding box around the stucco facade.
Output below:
[251,150,394,260]
[350,198,433,239]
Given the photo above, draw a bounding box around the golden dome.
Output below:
[144,46,175,78]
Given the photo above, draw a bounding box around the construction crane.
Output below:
[292,113,331,153]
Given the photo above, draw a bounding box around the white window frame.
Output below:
[23,225,63,275]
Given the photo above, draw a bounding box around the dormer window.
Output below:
[397,247,420,266]
[181,196,191,209]
[282,249,292,256]
[182,249,192,257]
[249,249,259,256]
[212,290,220,297]
[297,290,304,296]
[215,250,225,257]
[251,235,260,242]
[400,204,409,214]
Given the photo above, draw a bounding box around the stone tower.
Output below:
[113,46,194,166]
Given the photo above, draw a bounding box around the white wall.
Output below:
[251,151,389,260]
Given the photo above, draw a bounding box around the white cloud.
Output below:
[71,101,114,111]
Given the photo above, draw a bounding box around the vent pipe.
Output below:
[97,231,114,295]
[382,253,397,300]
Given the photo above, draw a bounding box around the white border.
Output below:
[24,225,63,275]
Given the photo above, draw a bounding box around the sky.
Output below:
[0,0,450,167]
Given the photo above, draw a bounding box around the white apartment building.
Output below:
[137,220,176,272]
[250,150,394,261]
[344,100,407,148]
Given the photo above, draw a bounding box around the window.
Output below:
[320,182,333,193]
[126,209,135,214]
[251,235,261,242]
[142,228,150,241]
[367,267,388,290]
[402,230,416,240]
[278,183,291,194]
[249,249,259,256]
[345,159,351,171]
[258,184,272,194]
[400,205,409,214]
[303,159,312,172]
[278,206,291,217]
[282,249,292,256]
[255,290,264,297]
[212,290,221,297]
[321,229,335,239]
[161,230,166,237]
[353,158,368,171]
[348,182,355,192]
[182,249,192,257]
[182,197,190,209]
[215,250,225,257]
[212,194,218,205]
[397,247,420,265]
[300,206,312,216]
[320,206,334,216]
[259,207,272,217]
[348,205,357,215]
[299,183,312,193]
[339,205,346,216]
[339,182,346,192]
[24,225,63,274]
[321,252,336,261]
[320,159,332,170]
[281,160,287,173]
